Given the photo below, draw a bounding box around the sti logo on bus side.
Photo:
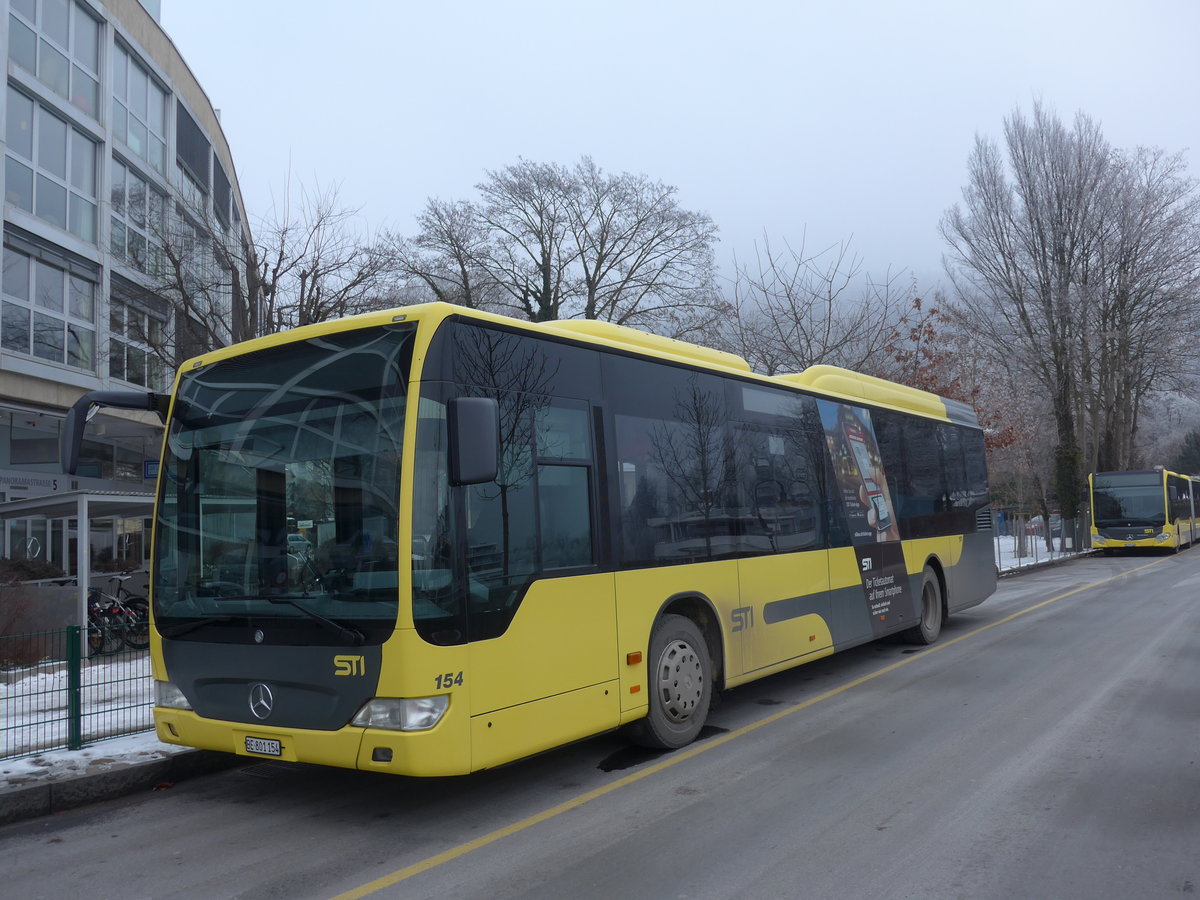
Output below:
[334,655,366,676]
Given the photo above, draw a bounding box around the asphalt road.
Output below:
[2,552,1198,899]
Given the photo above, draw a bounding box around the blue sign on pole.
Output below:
[144,460,159,480]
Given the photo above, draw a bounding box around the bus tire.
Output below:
[903,567,943,645]
[629,614,711,750]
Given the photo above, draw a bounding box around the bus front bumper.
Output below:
[1091,533,1171,549]
[154,708,472,777]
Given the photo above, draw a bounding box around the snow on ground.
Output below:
[0,729,189,787]
[2,535,1087,786]
[1,652,153,757]
[1,651,174,787]
[992,531,1085,572]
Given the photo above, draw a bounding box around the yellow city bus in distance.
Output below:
[61,303,996,776]
[1089,469,1200,552]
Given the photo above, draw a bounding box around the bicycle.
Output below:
[85,574,150,655]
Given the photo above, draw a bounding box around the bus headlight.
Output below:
[155,680,192,710]
[351,696,449,731]
[1156,533,1171,542]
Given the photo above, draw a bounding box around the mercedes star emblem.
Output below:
[249,682,274,720]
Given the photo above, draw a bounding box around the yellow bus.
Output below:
[1089,469,1200,552]
[61,303,996,776]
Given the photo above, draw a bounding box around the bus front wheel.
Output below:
[903,568,943,645]
[629,614,712,750]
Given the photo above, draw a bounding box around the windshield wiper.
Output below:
[264,596,365,645]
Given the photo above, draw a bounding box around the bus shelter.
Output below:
[0,490,154,642]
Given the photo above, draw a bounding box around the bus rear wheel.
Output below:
[903,567,943,645]
[628,614,712,750]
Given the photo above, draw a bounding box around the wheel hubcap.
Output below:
[656,638,704,724]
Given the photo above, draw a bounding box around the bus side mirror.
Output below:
[447,397,499,486]
[60,390,169,476]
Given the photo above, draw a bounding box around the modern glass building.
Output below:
[0,0,251,575]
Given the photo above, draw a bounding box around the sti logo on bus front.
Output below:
[334,655,366,676]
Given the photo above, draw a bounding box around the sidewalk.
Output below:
[0,731,241,826]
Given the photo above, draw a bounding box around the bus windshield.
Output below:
[152,323,416,645]
[1092,473,1166,527]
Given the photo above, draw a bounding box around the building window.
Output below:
[175,161,205,212]
[109,293,166,389]
[175,102,210,192]
[113,43,167,176]
[1,244,96,370]
[4,86,97,243]
[110,156,165,275]
[7,0,101,119]
[212,157,231,229]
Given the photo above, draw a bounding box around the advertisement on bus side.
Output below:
[816,400,911,635]
[816,400,900,544]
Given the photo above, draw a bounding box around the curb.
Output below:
[0,749,245,827]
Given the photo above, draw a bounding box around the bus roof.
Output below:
[1092,469,1200,480]
[177,301,978,427]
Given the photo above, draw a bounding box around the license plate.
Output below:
[245,736,281,756]
[1125,542,1136,548]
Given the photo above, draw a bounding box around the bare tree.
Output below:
[1082,147,1200,470]
[113,188,253,376]
[475,158,577,322]
[1142,390,1200,468]
[387,198,500,310]
[942,102,1200,513]
[264,184,398,329]
[390,157,724,336]
[565,157,723,338]
[725,232,906,376]
[942,106,1110,486]
[125,181,400,380]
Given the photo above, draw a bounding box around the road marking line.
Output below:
[330,555,1171,899]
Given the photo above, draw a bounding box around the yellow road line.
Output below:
[330,555,1170,899]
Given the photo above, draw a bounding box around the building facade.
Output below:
[1,0,250,574]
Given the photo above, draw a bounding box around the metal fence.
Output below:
[993,510,1091,572]
[1,626,152,761]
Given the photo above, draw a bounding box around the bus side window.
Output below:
[731,421,821,554]
[538,464,593,569]
[535,401,594,570]
[873,411,908,523]
[464,403,538,638]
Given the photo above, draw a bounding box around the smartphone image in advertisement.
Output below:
[843,419,894,534]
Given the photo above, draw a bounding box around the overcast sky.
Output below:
[162,0,1200,295]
